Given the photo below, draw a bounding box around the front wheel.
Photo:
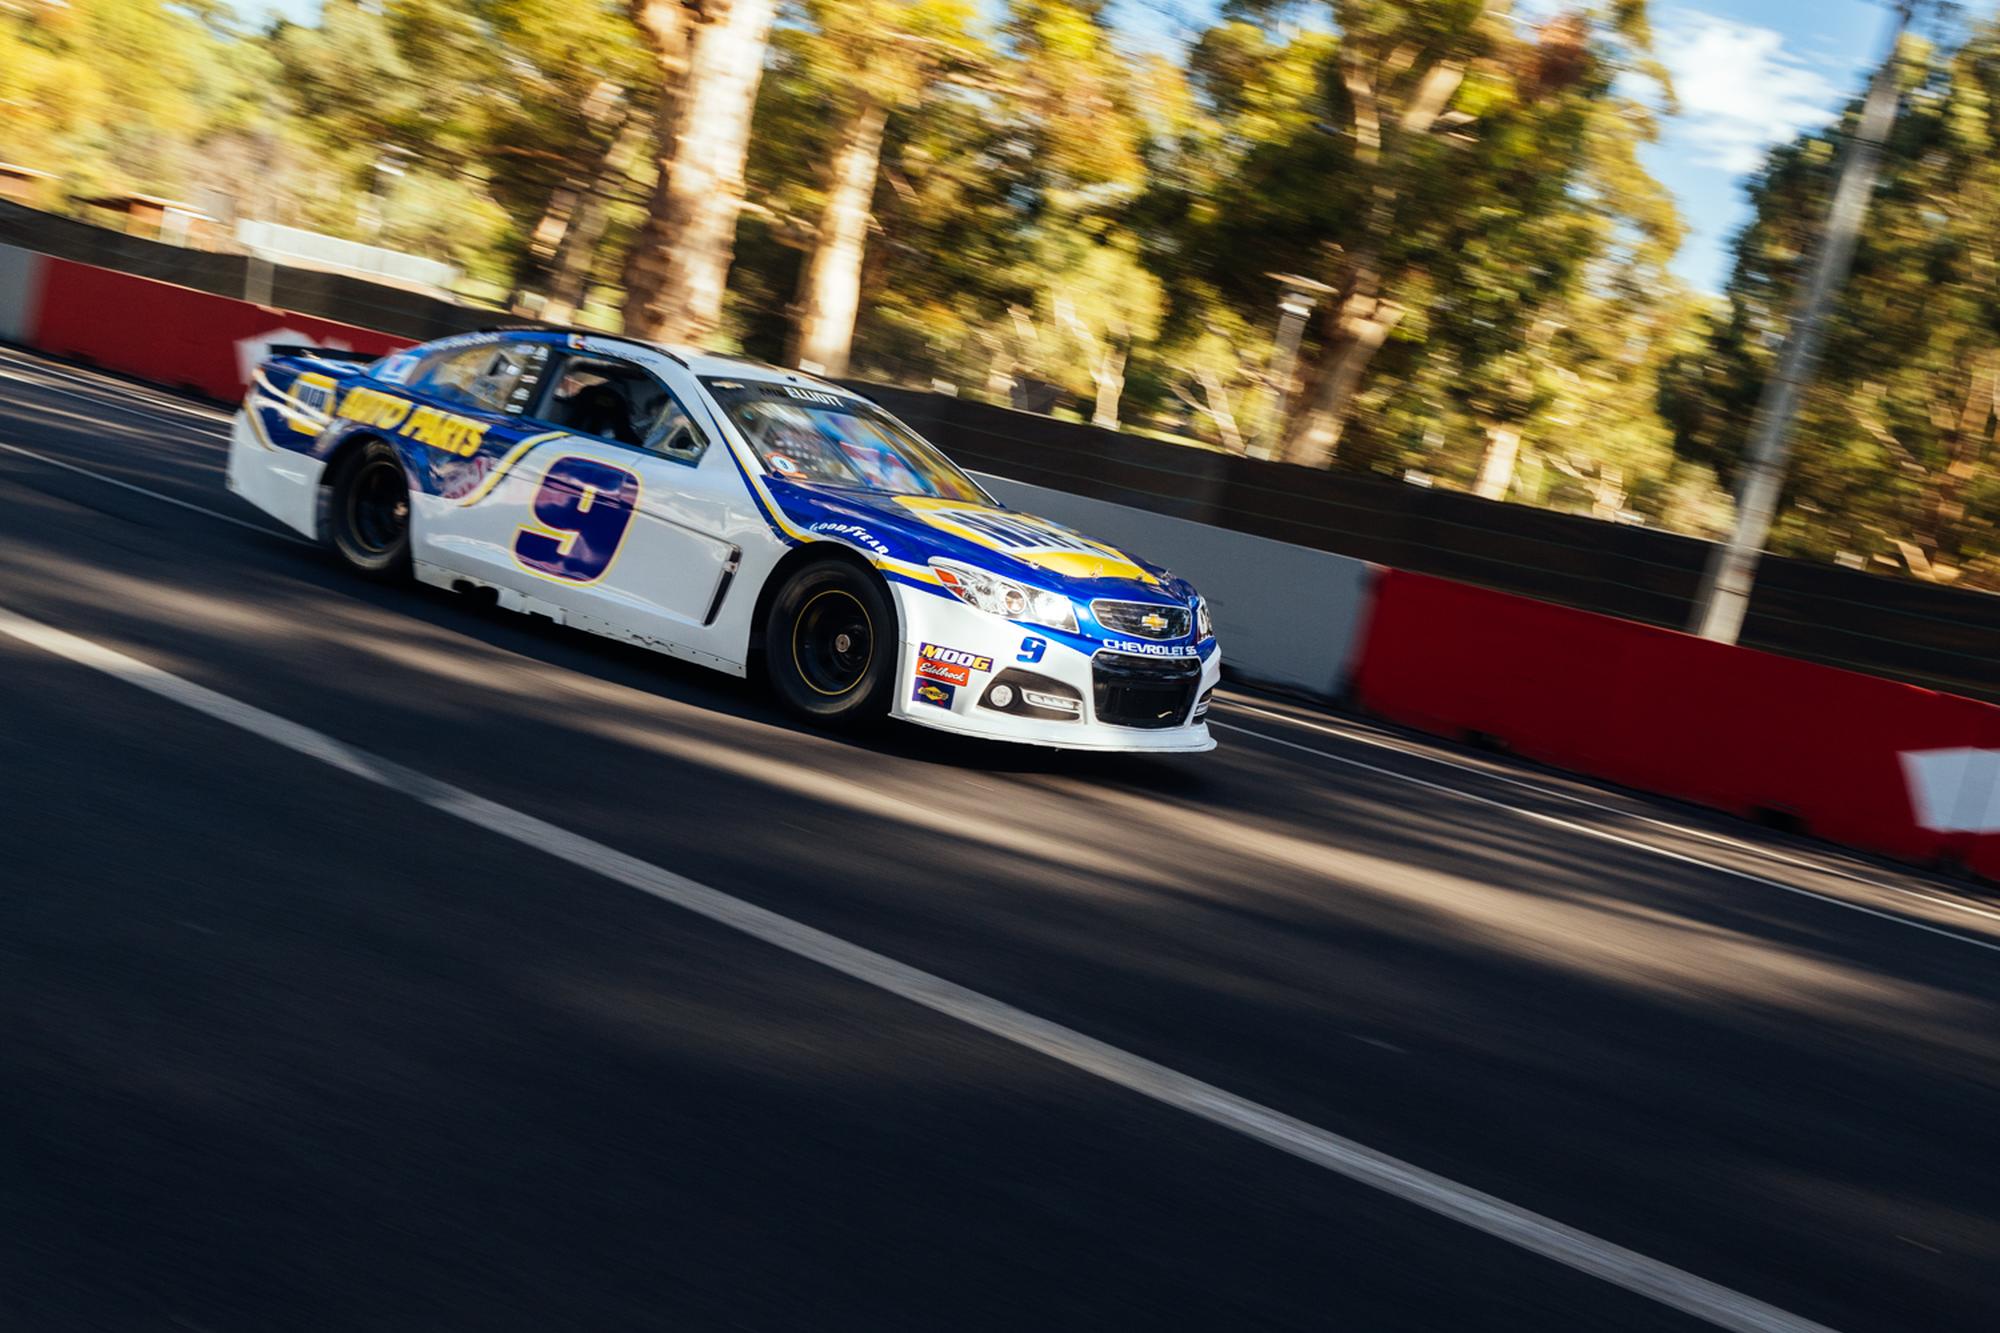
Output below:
[764,561,896,726]
[328,439,411,579]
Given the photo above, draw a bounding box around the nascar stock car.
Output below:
[227,327,1220,752]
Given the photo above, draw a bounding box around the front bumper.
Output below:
[887,586,1219,753]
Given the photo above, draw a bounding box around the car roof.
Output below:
[485,327,848,394]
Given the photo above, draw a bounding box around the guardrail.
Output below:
[2,241,1996,883]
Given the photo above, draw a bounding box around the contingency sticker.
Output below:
[912,679,956,709]
[915,642,993,688]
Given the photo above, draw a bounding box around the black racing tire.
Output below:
[327,439,412,579]
[763,560,896,726]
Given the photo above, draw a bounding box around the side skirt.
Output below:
[412,560,749,678]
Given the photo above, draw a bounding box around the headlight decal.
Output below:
[930,559,1079,634]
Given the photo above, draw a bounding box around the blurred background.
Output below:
[1,0,1994,588]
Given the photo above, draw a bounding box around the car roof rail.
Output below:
[476,322,688,367]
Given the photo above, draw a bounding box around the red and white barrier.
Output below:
[1351,570,2000,878]
[3,242,1998,883]
[5,249,409,401]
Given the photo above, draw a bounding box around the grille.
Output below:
[1093,652,1202,729]
[1093,600,1191,641]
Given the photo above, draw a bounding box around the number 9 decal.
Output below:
[513,456,640,584]
[1017,635,1047,663]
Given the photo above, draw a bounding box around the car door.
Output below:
[426,345,744,650]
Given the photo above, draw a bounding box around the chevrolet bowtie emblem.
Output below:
[1141,612,1170,633]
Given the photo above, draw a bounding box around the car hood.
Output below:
[763,478,1195,605]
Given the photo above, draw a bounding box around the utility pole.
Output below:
[1688,0,1914,643]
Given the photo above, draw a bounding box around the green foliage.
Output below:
[1665,25,2000,587]
[17,0,1989,587]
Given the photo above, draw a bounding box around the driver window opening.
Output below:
[542,356,707,461]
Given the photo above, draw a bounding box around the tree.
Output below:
[621,0,782,346]
[1224,0,1674,466]
[777,0,985,376]
[1664,24,2000,586]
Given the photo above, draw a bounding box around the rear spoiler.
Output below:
[266,344,378,364]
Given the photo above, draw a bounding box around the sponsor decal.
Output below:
[768,454,802,475]
[808,521,889,556]
[338,385,489,458]
[912,680,956,709]
[374,351,420,385]
[339,385,414,431]
[431,453,495,501]
[916,658,970,688]
[918,642,993,672]
[915,643,992,689]
[1104,639,1200,658]
[782,386,846,406]
[282,371,338,433]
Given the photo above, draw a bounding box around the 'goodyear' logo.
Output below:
[337,387,489,458]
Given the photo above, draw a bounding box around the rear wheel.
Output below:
[764,561,895,725]
[328,439,411,579]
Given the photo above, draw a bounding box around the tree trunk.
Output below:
[792,99,888,377]
[1195,366,1244,453]
[1912,354,1995,578]
[1090,344,1127,430]
[1277,284,1402,466]
[1472,423,1521,500]
[622,0,778,346]
[532,115,647,324]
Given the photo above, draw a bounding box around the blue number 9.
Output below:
[514,456,640,584]
[1017,636,1047,663]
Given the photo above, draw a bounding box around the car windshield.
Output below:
[702,379,985,502]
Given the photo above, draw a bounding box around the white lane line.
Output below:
[1219,696,2000,927]
[9,383,1990,954]
[0,367,232,435]
[0,600,1837,1333]
[1211,719,2000,957]
[0,438,312,547]
[0,351,232,430]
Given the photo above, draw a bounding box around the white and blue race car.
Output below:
[228,328,1219,751]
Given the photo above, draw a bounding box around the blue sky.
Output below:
[238,0,1902,291]
[1640,0,1888,290]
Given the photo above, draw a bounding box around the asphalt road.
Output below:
[1,345,1997,1333]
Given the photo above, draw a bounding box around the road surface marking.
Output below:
[1211,719,2000,956]
[1219,696,2000,927]
[0,599,1839,1333]
[0,439,311,547]
[4,372,1989,955]
[0,349,232,431]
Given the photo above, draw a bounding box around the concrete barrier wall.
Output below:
[0,243,46,343]
[3,242,1996,883]
[977,474,1375,699]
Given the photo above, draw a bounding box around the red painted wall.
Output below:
[28,257,411,401]
[1351,570,2000,877]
